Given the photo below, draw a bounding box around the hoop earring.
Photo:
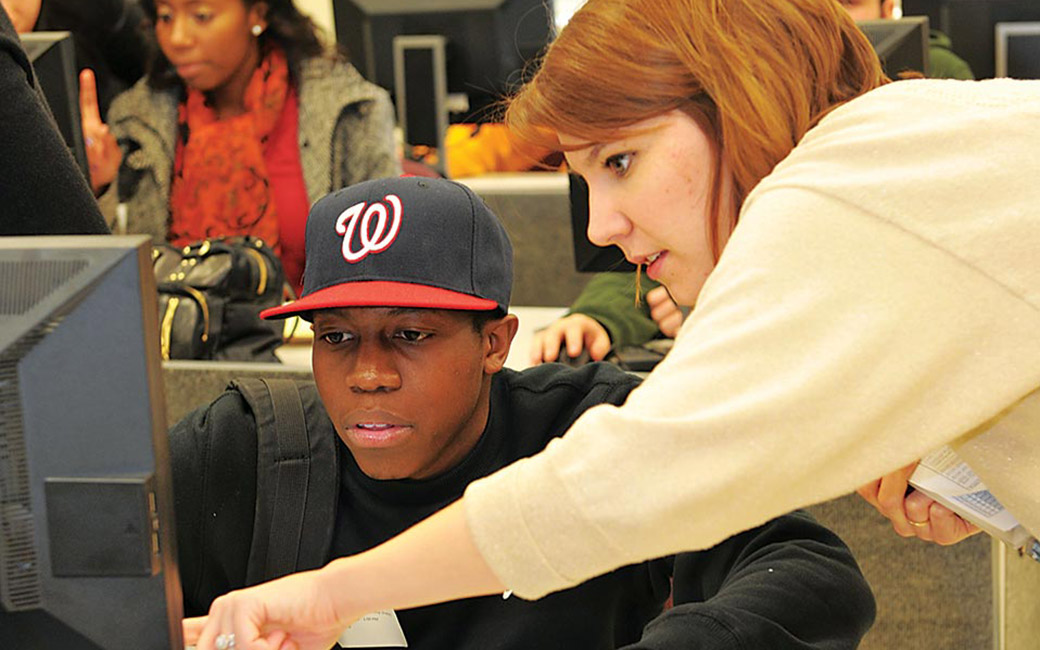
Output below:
[251,24,263,37]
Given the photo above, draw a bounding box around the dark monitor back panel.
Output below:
[333,0,554,122]
[399,41,441,146]
[857,17,930,78]
[903,0,1040,78]
[568,174,637,273]
[20,31,90,179]
[0,236,182,649]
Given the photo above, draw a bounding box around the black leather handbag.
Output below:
[153,237,288,362]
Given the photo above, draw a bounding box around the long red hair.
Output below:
[507,0,887,258]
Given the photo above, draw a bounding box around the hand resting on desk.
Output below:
[529,313,611,365]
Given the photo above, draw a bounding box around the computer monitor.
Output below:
[20,31,90,180]
[0,236,183,649]
[333,0,555,157]
[856,17,930,79]
[995,22,1040,78]
[902,0,1040,79]
[568,174,636,273]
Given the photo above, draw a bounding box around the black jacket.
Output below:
[170,362,875,649]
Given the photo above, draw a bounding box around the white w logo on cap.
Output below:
[335,194,403,263]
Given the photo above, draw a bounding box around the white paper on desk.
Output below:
[910,445,1022,535]
[337,610,408,648]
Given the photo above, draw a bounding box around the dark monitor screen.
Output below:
[20,31,90,180]
[903,0,1040,79]
[996,22,1040,78]
[569,174,636,274]
[333,0,555,147]
[0,236,183,649]
[856,17,930,78]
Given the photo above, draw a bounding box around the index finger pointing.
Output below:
[78,68,102,126]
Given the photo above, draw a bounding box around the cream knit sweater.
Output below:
[466,79,1040,599]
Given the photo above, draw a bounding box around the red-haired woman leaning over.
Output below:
[185,1,1040,648]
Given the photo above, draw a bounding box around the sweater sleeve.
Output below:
[0,9,109,235]
[623,511,874,650]
[569,272,663,348]
[464,188,1040,598]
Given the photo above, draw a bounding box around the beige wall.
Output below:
[293,0,336,43]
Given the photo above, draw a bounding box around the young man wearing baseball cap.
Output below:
[170,177,874,648]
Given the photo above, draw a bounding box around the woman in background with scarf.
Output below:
[82,0,399,292]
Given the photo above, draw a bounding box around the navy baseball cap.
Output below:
[261,177,513,320]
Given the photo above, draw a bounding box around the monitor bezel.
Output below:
[995,21,1040,78]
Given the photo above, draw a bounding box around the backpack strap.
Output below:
[233,377,338,585]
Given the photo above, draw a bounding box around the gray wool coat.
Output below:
[99,54,400,240]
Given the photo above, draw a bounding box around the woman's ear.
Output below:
[483,314,519,375]
[248,1,269,33]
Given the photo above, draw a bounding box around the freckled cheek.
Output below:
[666,171,708,224]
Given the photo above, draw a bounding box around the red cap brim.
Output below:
[260,281,500,320]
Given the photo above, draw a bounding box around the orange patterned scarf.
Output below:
[168,46,290,248]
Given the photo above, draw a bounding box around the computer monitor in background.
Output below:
[857,17,930,79]
[568,174,636,273]
[995,22,1040,78]
[902,0,1040,79]
[333,0,555,165]
[20,31,90,180]
[0,236,183,649]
